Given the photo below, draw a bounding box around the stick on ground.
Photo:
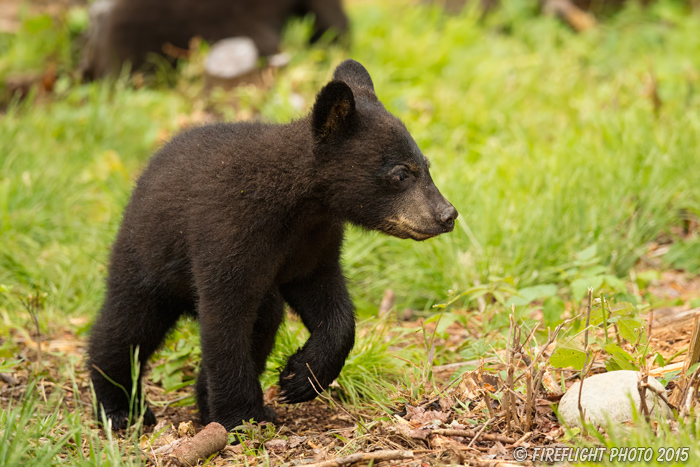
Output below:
[303,450,414,467]
[432,429,515,444]
[164,422,228,467]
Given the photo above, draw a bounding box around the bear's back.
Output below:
[109,118,338,297]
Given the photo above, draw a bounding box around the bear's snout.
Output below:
[438,204,458,231]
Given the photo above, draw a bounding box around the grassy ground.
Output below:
[1,0,700,465]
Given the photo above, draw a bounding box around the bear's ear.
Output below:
[312,80,356,140]
[333,59,375,96]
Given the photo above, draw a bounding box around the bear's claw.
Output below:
[98,406,156,430]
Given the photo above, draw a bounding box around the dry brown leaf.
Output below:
[265,439,288,453]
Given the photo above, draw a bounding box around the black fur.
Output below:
[87,59,458,431]
[86,0,348,78]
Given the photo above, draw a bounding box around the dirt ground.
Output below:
[2,263,698,466]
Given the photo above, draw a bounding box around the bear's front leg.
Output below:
[197,289,276,431]
[279,263,356,403]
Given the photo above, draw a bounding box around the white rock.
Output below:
[205,37,259,79]
[558,370,673,428]
[268,52,291,68]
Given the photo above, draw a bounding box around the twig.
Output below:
[503,386,527,403]
[510,431,532,448]
[302,450,414,467]
[305,363,371,435]
[637,373,651,422]
[671,313,700,406]
[513,314,581,385]
[680,387,695,421]
[431,429,516,444]
[473,459,524,467]
[577,288,593,432]
[639,379,676,411]
[432,358,497,372]
[524,363,534,432]
[467,417,495,449]
[482,386,497,420]
[505,311,519,433]
[672,364,700,418]
[1,384,28,395]
[683,313,700,375]
[18,287,44,370]
[600,293,610,344]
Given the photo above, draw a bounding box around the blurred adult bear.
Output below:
[84,0,348,78]
[87,60,458,431]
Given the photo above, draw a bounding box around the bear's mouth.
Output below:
[382,219,450,241]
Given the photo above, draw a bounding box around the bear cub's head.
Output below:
[311,60,458,241]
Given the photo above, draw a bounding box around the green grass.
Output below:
[2,2,699,319]
[1,0,700,465]
[566,413,700,467]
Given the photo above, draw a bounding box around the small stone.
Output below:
[558,371,673,428]
[268,52,291,68]
[205,37,259,80]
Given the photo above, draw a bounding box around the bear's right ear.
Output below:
[311,80,356,141]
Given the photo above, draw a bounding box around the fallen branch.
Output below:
[431,429,516,444]
[671,313,700,407]
[473,459,525,467]
[510,431,532,448]
[164,422,228,467]
[303,450,414,467]
[432,358,497,372]
[648,361,684,377]
[467,417,495,449]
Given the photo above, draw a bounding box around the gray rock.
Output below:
[558,370,673,428]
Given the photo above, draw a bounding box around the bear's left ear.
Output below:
[333,60,375,96]
[312,80,356,141]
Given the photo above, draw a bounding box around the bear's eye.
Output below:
[395,171,409,182]
[389,166,412,188]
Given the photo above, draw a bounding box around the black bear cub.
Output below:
[87,60,458,431]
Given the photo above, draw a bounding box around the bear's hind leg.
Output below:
[88,285,187,430]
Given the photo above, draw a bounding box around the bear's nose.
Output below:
[439,205,458,227]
